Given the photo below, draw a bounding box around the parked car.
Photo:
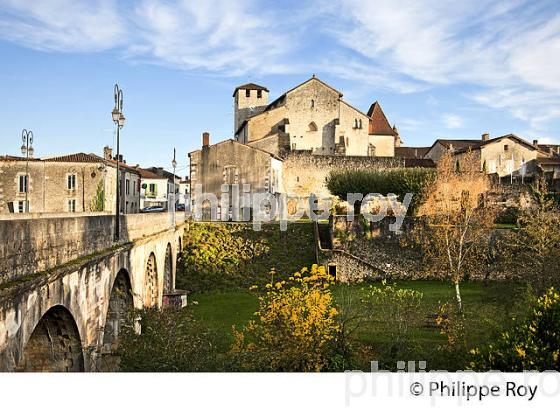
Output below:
[176,203,185,211]
[141,205,164,213]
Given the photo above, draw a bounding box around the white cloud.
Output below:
[326,0,560,129]
[0,0,125,52]
[442,114,463,129]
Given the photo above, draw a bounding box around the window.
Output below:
[18,174,28,193]
[132,181,136,195]
[311,99,315,108]
[354,119,358,129]
[17,201,27,213]
[257,90,262,98]
[358,119,362,129]
[67,174,76,190]
[292,143,297,150]
[68,199,76,213]
[147,183,157,198]
[504,144,509,152]
[125,179,130,195]
[308,122,318,132]
[245,89,250,97]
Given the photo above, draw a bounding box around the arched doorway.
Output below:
[163,243,173,293]
[17,305,84,372]
[144,252,158,308]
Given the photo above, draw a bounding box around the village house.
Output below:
[0,148,141,215]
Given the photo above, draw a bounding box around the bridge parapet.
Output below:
[0,212,185,286]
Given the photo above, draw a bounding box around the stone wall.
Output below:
[0,212,181,286]
[282,152,404,198]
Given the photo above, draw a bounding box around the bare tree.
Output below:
[412,150,496,312]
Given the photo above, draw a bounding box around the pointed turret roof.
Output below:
[367,101,397,136]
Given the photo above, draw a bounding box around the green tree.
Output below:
[90,180,105,211]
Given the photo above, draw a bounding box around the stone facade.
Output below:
[234,76,398,157]
[0,153,141,215]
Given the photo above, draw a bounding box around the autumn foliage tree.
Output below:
[412,150,496,312]
[231,265,340,371]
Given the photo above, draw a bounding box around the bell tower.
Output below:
[233,83,269,139]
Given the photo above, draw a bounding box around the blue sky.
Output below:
[0,0,559,176]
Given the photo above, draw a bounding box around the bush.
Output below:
[326,168,435,214]
[117,307,222,371]
[362,281,423,362]
[495,207,519,225]
[230,265,341,371]
[178,223,316,292]
[469,288,560,371]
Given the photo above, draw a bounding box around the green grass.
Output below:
[188,280,528,370]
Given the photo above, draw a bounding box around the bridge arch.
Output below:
[102,268,133,350]
[144,252,158,307]
[17,305,84,372]
[163,243,173,293]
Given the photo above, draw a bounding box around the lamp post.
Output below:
[20,129,34,212]
[172,148,177,225]
[112,84,125,240]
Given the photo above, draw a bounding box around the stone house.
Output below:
[452,134,549,182]
[0,149,140,215]
[234,75,399,157]
[135,167,169,209]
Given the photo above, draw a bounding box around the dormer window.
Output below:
[245,89,250,97]
[257,90,262,98]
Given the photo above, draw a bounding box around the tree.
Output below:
[231,265,340,371]
[412,150,495,312]
[90,180,105,211]
[502,179,560,293]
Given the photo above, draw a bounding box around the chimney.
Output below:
[103,146,113,160]
[533,139,539,147]
[482,133,490,141]
[202,132,210,147]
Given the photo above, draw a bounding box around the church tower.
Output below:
[233,83,269,137]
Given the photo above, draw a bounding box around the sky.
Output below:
[0,0,559,177]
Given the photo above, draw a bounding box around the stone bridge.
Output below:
[0,212,187,371]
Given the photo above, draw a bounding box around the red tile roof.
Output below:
[367,101,397,136]
[0,155,42,162]
[43,153,103,163]
[395,146,430,159]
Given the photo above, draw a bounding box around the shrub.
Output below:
[363,281,423,361]
[495,206,520,225]
[117,307,221,371]
[230,265,341,371]
[326,168,436,214]
[469,288,560,371]
[178,223,316,292]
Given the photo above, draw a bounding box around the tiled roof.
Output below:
[134,167,165,179]
[0,155,42,162]
[43,153,103,163]
[233,83,269,96]
[367,102,397,136]
[537,157,560,165]
[395,147,430,159]
[436,139,483,150]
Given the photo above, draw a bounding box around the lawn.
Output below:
[188,280,528,370]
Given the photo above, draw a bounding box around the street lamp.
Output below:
[20,129,34,212]
[172,148,177,225]
[112,84,124,241]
